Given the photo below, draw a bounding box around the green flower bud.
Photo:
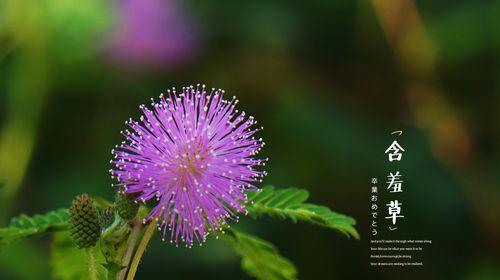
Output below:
[68,194,100,248]
[99,207,116,229]
[115,192,139,220]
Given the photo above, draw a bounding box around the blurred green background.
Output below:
[0,0,499,279]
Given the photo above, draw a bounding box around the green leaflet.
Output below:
[0,208,69,249]
[225,229,297,280]
[51,231,106,280]
[0,197,113,249]
[247,186,360,239]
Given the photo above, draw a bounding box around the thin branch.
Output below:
[126,221,157,280]
[117,221,142,280]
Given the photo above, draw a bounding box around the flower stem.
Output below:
[85,248,98,280]
[126,221,157,280]
[117,221,142,280]
[108,268,118,280]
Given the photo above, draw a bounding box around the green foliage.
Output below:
[51,231,106,280]
[0,208,69,249]
[0,188,358,280]
[225,229,297,280]
[99,212,131,275]
[0,242,50,280]
[92,196,113,209]
[247,186,359,239]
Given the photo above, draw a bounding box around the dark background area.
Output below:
[0,0,499,279]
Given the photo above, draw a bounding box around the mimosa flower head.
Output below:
[110,85,266,247]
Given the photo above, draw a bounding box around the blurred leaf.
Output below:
[429,2,500,64]
[247,186,359,239]
[51,231,106,280]
[45,0,113,63]
[0,208,69,249]
[0,241,50,280]
[91,196,113,209]
[225,229,297,280]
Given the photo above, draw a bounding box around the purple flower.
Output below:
[106,0,197,67]
[110,85,266,247]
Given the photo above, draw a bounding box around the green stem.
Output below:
[85,248,98,280]
[117,221,142,280]
[108,268,118,280]
[126,221,157,280]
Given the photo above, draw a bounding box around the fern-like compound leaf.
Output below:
[247,186,359,239]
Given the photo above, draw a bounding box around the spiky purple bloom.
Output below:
[110,85,266,247]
